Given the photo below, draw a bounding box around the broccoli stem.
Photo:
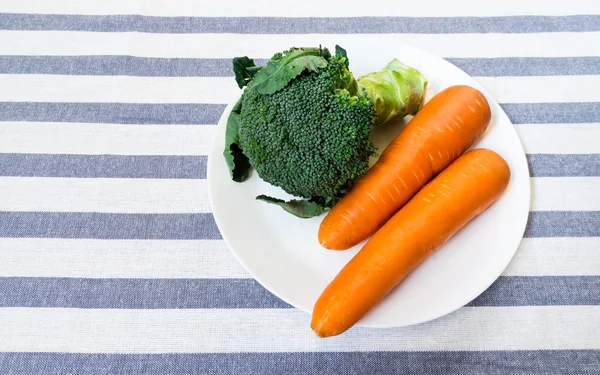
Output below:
[357,59,428,126]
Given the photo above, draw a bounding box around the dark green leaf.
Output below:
[230,95,243,113]
[256,195,329,219]
[319,45,332,59]
[335,45,349,68]
[250,48,329,95]
[223,97,251,182]
[232,56,262,89]
[309,196,338,209]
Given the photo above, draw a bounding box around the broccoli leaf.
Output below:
[232,56,262,89]
[256,195,328,219]
[318,45,332,59]
[250,48,329,95]
[335,45,349,68]
[310,196,338,209]
[223,97,251,182]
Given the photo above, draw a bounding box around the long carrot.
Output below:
[319,85,491,250]
[311,148,510,337]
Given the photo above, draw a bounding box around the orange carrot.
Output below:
[319,85,491,250]
[311,148,510,338]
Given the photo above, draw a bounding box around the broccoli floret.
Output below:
[238,55,375,199]
[224,45,427,218]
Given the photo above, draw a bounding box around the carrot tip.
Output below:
[318,231,349,250]
[311,328,328,338]
[310,323,336,338]
[310,319,325,337]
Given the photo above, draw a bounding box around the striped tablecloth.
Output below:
[0,1,599,374]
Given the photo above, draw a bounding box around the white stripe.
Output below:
[531,177,600,211]
[2,0,598,16]
[0,234,598,279]
[0,75,237,104]
[2,31,598,58]
[0,122,214,155]
[476,76,600,103]
[504,237,600,276]
[0,176,593,214]
[0,239,248,278]
[0,122,593,156]
[516,123,600,154]
[0,307,598,352]
[0,177,211,213]
[0,74,597,104]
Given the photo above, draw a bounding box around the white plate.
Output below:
[207,41,530,328]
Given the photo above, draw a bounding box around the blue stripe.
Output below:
[0,102,226,124]
[528,154,600,178]
[0,351,598,375]
[467,276,600,306]
[446,57,600,77]
[0,14,598,33]
[0,154,206,179]
[0,56,239,77]
[0,102,598,124]
[0,278,287,309]
[0,212,221,240]
[527,154,600,177]
[0,276,598,309]
[0,154,596,178]
[501,102,600,124]
[526,211,600,238]
[0,211,594,240]
[2,56,599,77]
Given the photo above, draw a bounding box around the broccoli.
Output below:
[224,45,427,218]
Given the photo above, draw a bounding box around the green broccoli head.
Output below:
[224,45,427,218]
[238,54,375,199]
